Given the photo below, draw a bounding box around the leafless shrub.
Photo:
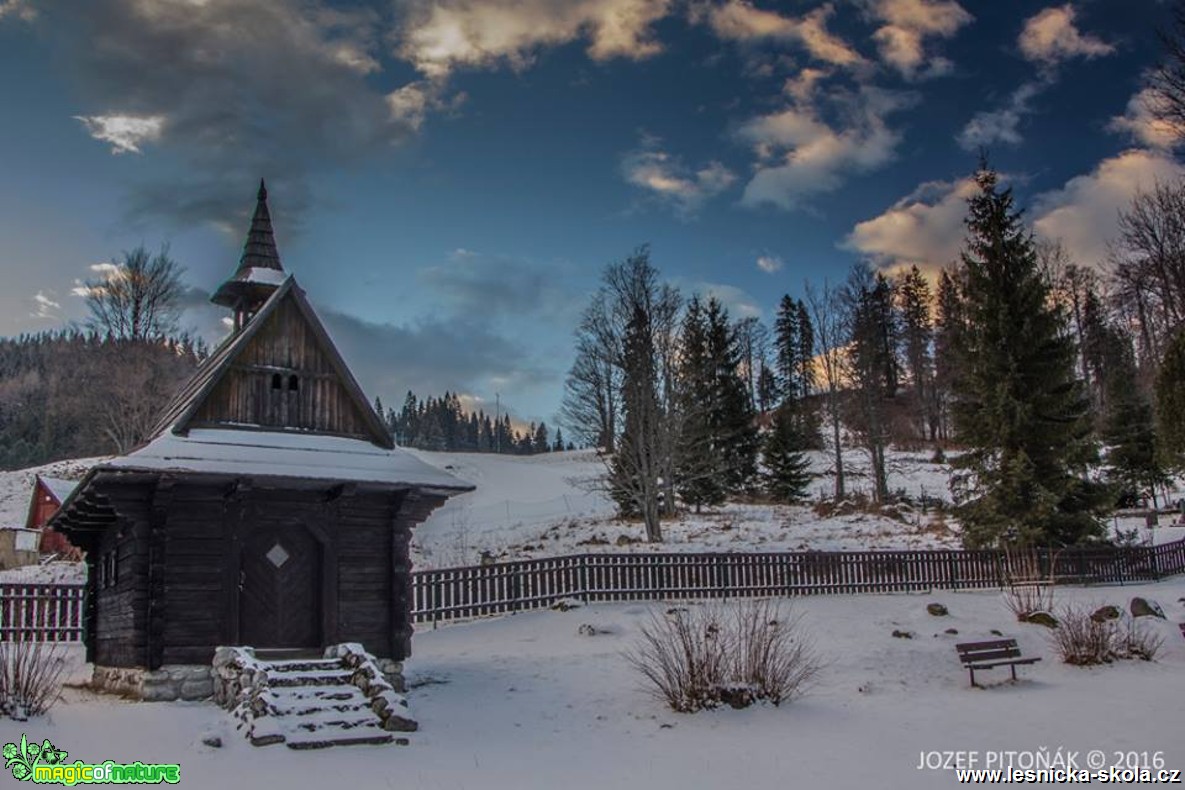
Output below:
[626,600,822,713]
[1048,605,1117,666]
[1001,548,1055,621]
[1117,619,1164,662]
[1047,605,1165,666]
[730,600,821,706]
[0,641,68,719]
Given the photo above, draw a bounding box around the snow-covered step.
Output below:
[286,723,394,750]
[263,659,344,673]
[266,668,354,687]
[215,645,412,750]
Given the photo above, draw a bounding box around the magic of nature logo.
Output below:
[4,734,180,785]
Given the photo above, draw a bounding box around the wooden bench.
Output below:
[955,639,1040,687]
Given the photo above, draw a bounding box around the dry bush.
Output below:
[1117,620,1164,662]
[1048,605,1117,665]
[0,640,68,719]
[626,600,822,713]
[1047,605,1165,666]
[1001,548,1055,621]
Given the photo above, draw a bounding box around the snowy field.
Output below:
[7,579,1185,789]
[3,447,1184,581]
[407,447,1185,568]
[407,446,965,568]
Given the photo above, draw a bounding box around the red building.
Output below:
[26,475,82,559]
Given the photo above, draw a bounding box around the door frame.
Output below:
[223,490,338,648]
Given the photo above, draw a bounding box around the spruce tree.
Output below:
[1104,351,1167,503]
[1155,328,1185,470]
[950,164,1104,547]
[675,296,726,511]
[896,265,936,441]
[707,299,759,493]
[763,405,813,502]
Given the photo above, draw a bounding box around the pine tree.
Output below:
[675,296,726,511]
[950,164,1104,547]
[1156,328,1185,471]
[843,265,897,504]
[896,265,936,441]
[1104,344,1168,504]
[772,295,819,443]
[933,268,963,442]
[763,405,813,502]
[706,299,760,493]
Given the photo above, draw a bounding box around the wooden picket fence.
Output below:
[410,538,1185,624]
[0,583,86,642]
[2,538,1183,638]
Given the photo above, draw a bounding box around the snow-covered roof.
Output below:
[98,428,474,494]
[233,266,288,287]
[38,476,78,504]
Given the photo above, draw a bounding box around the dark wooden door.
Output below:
[239,524,321,648]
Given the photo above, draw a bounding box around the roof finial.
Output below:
[209,179,285,311]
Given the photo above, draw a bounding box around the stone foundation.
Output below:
[91,665,214,702]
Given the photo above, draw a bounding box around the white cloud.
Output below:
[868,0,973,80]
[704,1,866,69]
[737,86,916,211]
[783,67,830,103]
[31,291,61,319]
[756,254,784,273]
[845,177,978,274]
[74,114,166,154]
[698,282,763,318]
[957,79,1046,150]
[622,137,736,217]
[1033,149,1185,268]
[0,0,34,21]
[1018,4,1113,67]
[1108,88,1179,151]
[396,0,673,79]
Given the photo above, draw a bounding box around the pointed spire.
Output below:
[211,179,287,316]
[239,178,283,271]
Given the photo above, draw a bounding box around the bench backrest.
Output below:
[956,639,1022,663]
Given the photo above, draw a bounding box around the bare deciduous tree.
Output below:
[806,279,846,500]
[1151,2,1185,140]
[83,245,185,341]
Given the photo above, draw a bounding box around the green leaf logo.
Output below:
[4,734,65,782]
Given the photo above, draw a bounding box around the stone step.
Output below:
[286,732,395,750]
[289,709,381,730]
[266,669,353,687]
[260,659,344,674]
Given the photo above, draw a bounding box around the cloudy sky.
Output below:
[0,0,1180,428]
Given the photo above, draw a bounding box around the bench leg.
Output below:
[1010,665,1017,682]
[968,667,978,687]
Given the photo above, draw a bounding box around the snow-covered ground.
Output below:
[407,446,966,568]
[407,446,1185,568]
[9,579,1185,789]
[3,447,1183,577]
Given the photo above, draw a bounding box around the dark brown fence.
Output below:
[410,538,1185,624]
[0,583,86,642]
[4,539,1184,638]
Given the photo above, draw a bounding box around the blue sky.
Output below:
[0,0,1181,428]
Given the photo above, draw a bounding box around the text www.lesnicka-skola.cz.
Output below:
[954,767,1182,784]
[917,750,1180,785]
